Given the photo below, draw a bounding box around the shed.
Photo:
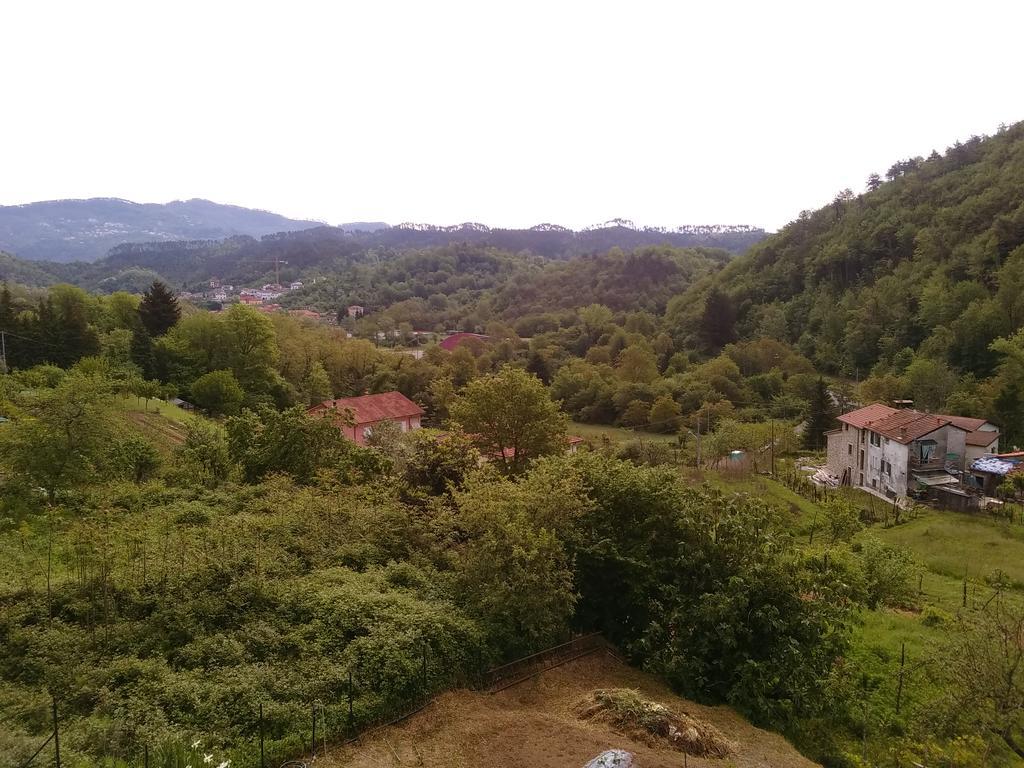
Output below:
[934,486,977,513]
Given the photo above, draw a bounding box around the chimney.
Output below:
[901,427,907,439]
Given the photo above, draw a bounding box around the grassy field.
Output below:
[876,508,1024,587]
[114,396,197,452]
[709,468,1024,765]
[570,421,680,445]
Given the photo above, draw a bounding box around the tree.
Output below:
[935,603,1024,757]
[403,429,480,497]
[804,377,836,450]
[453,470,583,657]
[561,454,850,728]
[226,406,371,484]
[130,325,155,379]
[108,434,161,482]
[866,172,883,192]
[823,496,862,545]
[138,281,181,337]
[303,360,333,405]
[699,287,736,353]
[903,357,956,412]
[190,370,245,416]
[648,395,682,433]
[0,372,116,499]
[615,345,659,384]
[991,330,1024,447]
[449,365,567,475]
[525,349,553,385]
[174,419,233,487]
[858,537,915,609]
[221,304,280,394]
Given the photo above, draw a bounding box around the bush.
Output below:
[921,605,953,627]
[858,537,916,609]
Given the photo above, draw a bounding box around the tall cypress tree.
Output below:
[804,377,837,450]
[139,281,181,337]
[130,324,156,380]
[699,287,737,353]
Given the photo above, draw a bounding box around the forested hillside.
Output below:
[0,220,765,291]
[0,198,322,263]
[668,122,1024,379]
[284,245,730,330]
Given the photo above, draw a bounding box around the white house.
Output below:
[825,404,994,498]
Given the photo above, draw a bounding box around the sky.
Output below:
[2,1,1022,232]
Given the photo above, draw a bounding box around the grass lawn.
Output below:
[875,508,1024,588]
[114,396,199,452]
[570,421,680,445]
[115,395,195,423]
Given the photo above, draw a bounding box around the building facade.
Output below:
[826,404,981,498]
[308,391,424,446]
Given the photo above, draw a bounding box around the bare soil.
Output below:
[319,652,820,768]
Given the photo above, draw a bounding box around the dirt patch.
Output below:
[319,652,820,768]
[576,688,734,758]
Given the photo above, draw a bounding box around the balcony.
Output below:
[909,456,945,471]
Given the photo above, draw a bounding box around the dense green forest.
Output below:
[666,122,1024,406]
[0,219,764,292]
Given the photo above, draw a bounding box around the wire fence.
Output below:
[12,633,616,768]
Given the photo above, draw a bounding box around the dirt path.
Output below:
[319,652,819,768]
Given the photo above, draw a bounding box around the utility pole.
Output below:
[256,255,289,286]
[770,419,776,475]
[52,697,61,768]
[695,412,701,468]
[1,329,7,373]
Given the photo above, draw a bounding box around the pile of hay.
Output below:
[575,688,734,758]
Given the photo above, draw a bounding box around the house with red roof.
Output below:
[308,391,424,445]
[825,403,998,498]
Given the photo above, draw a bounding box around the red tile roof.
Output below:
[310,392,423,425]
[837,403,899,428]
[838,403,977,445]
[867,410,964,444]
[933,414,999,447]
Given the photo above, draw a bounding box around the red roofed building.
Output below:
[826,403,994,498]
[308,391,424,445]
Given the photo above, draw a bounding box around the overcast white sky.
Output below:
[2,1,1022,232]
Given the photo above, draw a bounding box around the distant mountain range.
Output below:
[0,197,768,291]
[0,198,765,267]
[0,198,324,263]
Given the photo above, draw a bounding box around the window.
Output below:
[848,444,852,456]
[362,426,373,439]
[870,431,881,447]
[881,460,891,477]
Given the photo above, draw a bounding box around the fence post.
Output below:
[348,671,354,730]
[963,578,968,608]
[310,703,317,758]
[259,703,265,768]
[144,744,149,768]
[895,642,905,713]
[422,641,428,692]
[52,697,60,768]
